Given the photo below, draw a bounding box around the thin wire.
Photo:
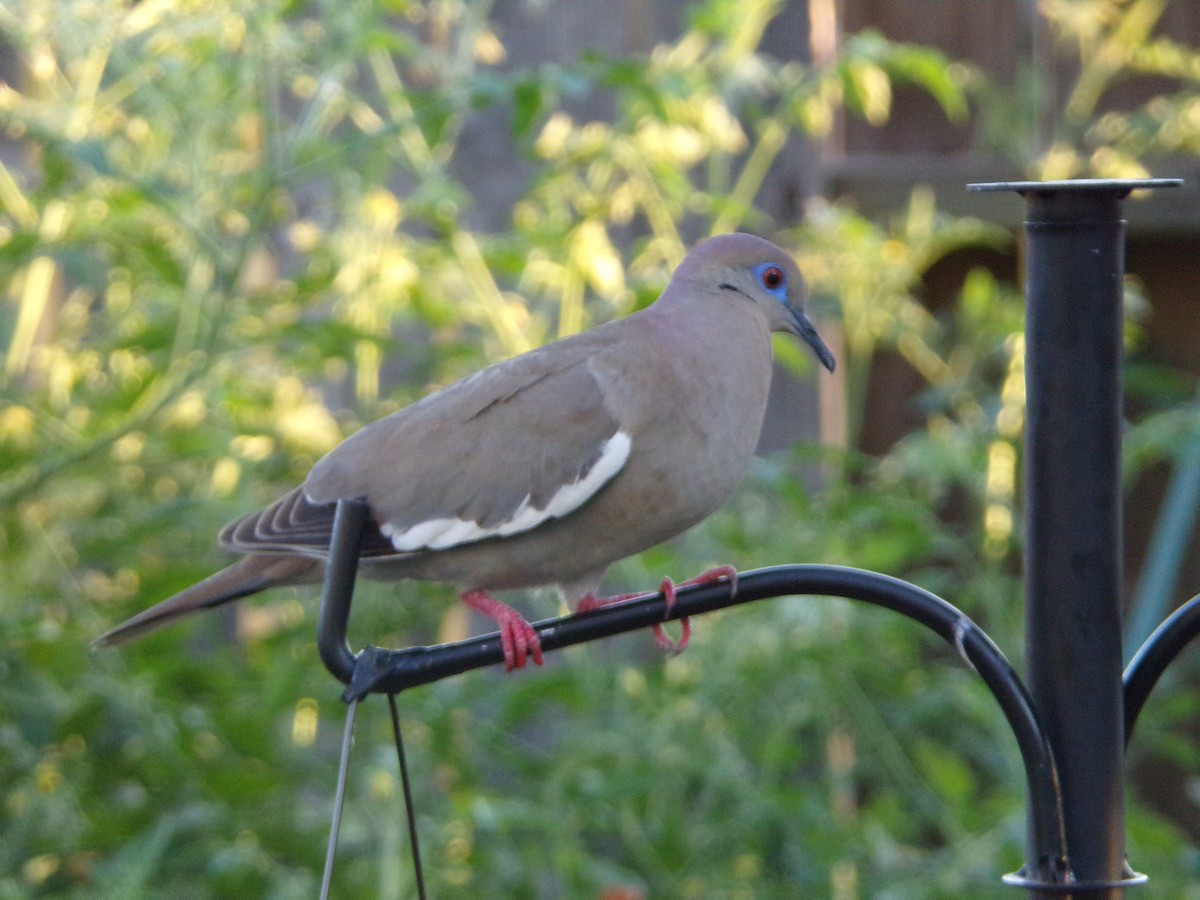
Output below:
[387,693,427,900]
[321,696,358,900]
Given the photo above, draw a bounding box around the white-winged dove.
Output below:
[95,233,835,668]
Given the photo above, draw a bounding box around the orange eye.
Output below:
[760,265,784,291]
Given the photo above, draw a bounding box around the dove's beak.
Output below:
[790,309,836,373]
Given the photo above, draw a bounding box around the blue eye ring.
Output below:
[755,262,786,295]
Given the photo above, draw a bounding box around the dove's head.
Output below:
[670,232,836,373]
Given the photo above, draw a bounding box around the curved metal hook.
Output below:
[314,499,1071,887]
[1123,592,1200,745]
[316,497,367,684]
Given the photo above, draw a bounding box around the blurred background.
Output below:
[2,0,1200,896]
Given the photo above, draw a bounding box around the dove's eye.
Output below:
[759,265,785,291]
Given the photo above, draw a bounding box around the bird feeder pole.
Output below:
[972,179,1180,897]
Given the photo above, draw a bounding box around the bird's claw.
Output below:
[654,566,738,654]
[576,566,737,656]
[652,576,689,654]
[500,614,543,671]
[460,589,543,672]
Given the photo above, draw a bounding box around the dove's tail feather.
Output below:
[92,554,320,647]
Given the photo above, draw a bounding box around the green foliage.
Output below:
[975,0,1200,176]
[1,0,1199,897]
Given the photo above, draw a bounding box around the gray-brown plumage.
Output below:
[95,233,835,668]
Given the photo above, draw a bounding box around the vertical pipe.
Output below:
[972,179,1178,896]
[1023,186,1126,897]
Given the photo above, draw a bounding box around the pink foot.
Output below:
[576,590,640,613]
[677,565,739,596]
[460,590,543,672]
[651,576,688,655]
[575,566,738,656]
[652,567,737,653]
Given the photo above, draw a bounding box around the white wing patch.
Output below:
[379,431,631,552]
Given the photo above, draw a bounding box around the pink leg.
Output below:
[460,590,543,672]
[575,566,739,655]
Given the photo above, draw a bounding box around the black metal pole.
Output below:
[1023,182,1127,896]
[972,179,1179,897]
